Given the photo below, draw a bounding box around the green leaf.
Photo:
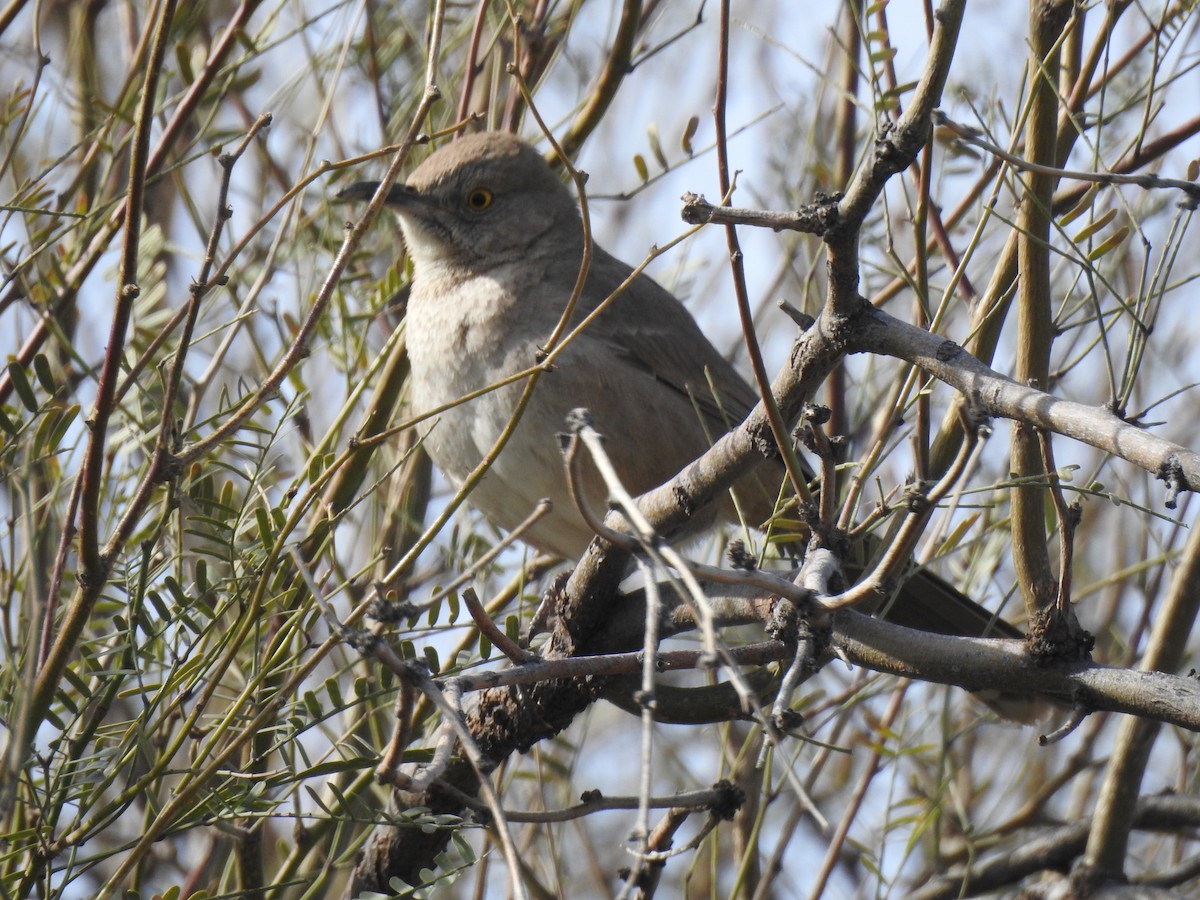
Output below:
[647,122,668,170]
[147,589,170,620]
[326,676,343,708]
[7,361,37,412]
[1059,183,1098,226]
[255,506,274,550]
[451,831,476,862]
[633,153,649,183]
[163,575,187,605]
[299,758,376,779]
[935,512,979,556]
[447,589,460,625]
[32,409,59,458]
[304,690,323,717]
[32,353,57,394]
[175,42,195,84]
[681,116,699,156]
[47,403,80,450]
[307,452,325,483]
[305,785,334,815]
[1072,207,1116,241]
[1087,225,1130,260]
[61,666,90,708]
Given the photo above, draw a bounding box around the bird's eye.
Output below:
[465,188,494,211]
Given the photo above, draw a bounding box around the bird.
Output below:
[341,130,1017,642]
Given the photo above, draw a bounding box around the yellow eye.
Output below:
[466,188,494,211]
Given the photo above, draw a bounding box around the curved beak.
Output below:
[338,180,423,207]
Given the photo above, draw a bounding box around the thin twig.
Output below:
[438,782,735,824]
[417,499,552,615]
[462,587,532,664]
[31,0,180,731]
[934,110,1200,207]
[712,0,813,508]
[820,410,979,610]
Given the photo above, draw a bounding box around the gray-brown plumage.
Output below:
[343,131,1016,642]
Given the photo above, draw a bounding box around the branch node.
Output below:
[368,596,419,626]
[1157,454,1186,509]
[339,626,381,655]
[707,779,746,822]
[935,338,963,362]
[1026,606,1095,664]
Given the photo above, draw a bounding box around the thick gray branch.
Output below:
[851,306,1200,497]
